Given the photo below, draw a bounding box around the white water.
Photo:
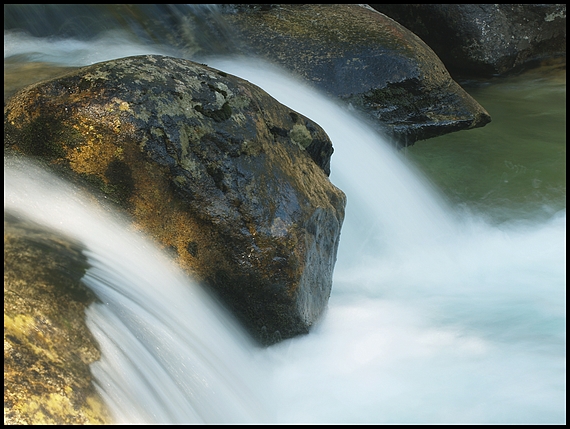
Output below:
[4,157,269,424]
[4,29,183,67]
[4,41,566,423]
[206,59,566,424]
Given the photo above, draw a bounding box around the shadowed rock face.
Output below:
[218,4,491,145]
[4,212,111,424]
[369,4,567,79]
[4,54,346,345]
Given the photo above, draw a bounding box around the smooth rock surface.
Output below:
[218,4,491,145]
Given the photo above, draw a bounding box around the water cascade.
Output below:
[204,59,567,424]
[5,157,270,424]
[4,6,565,424]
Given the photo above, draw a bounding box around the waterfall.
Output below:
[204,58,461,263]
[203,59,566,424]
[4,157,270,424]
[4,10,565,423]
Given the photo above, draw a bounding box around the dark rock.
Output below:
[4,212,111,424]
[369,4,567,79]
[4,54,346,346]
[217,4,491,145]
[3,4,245,58]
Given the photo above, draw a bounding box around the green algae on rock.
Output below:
[4,54,346,345]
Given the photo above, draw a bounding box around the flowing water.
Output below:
[4,157,269,423]
[4,5,566,424]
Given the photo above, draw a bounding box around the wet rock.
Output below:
[4,54,346,346]
[369,4,567,78]
[3,212,111,424]
[218,4,491,145]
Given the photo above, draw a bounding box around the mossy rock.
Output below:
[4,55,346,346]
[4,212,112,424]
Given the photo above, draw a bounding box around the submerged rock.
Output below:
[4,54,346,345]
[218,4,491,145]
[370,4,567,79]
[3,212,111,424]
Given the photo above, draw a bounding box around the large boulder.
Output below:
[4,212,111,424]
[217,4,491,145]
[369,4,567,78]
[4,54,346,346]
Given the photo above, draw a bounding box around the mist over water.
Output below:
[4,15,566,424]
[4,29,182,68]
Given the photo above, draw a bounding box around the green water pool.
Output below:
[404,64,566,225]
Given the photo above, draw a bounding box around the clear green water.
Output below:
[404,65,566,225]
